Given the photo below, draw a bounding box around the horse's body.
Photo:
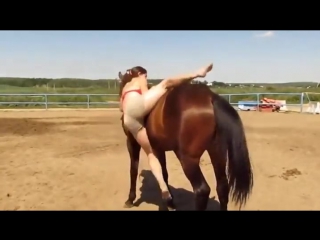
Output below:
[122,83,253,211]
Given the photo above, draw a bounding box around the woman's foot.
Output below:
[196,63,213,78]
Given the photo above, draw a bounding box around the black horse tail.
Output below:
[212,93,253,208]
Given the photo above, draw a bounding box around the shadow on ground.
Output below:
[134,170,220,211]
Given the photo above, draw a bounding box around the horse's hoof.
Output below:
[160,204,176,211]
[161,191,176,211]
[168,206,176,211]
[220,204,227,211]
[167,199,176,211]
[124,200,134,208]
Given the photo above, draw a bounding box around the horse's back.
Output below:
[146,84,214,151]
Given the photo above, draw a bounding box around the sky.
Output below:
[0,30,319,83]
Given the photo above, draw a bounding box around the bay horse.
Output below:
[119,73,253,211]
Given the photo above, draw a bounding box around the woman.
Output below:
[120,63,213,199]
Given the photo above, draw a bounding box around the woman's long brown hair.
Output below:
[119,66,147,97]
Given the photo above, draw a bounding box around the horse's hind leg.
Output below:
[175,151,210,211]
[124,137,141,208]
[207,145,229,211]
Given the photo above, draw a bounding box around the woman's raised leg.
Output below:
[143,63,213,111]
[162,63,213,88]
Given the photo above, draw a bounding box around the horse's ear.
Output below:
[118,71,124,80]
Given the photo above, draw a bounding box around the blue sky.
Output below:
[0,30,319,83]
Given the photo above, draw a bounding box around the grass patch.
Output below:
[0,85,319,109]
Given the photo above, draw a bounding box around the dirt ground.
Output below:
[0,109,320,210]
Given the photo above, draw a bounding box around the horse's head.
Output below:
[118,66,147,97]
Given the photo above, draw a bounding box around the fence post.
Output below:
[87,95,90,109]
[300,92,304,113]
[256,93,260,111]
[228,94,231,103]
[44,94,48,110]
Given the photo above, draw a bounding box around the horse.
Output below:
[119,73,253,211]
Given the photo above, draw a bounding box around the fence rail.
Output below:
[221,92,305,113]
[0,93,119,109]
[0,92,307,113]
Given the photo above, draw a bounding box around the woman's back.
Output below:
[122,78,141,94]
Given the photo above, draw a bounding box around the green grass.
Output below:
[0,84,119,94]
[0,85,119,108]
[213,86,320,104]
[0,85,320,109]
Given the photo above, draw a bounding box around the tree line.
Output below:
[0,77,166,88]
[0,77,228,88]
[0,77,317,89]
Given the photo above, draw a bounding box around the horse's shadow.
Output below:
[133,170,221,211]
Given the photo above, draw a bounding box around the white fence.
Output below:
[0,94,118,109]
[0,92,315,113]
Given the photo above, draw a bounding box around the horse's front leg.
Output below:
[124,136,141,208]
[154,150,176,211]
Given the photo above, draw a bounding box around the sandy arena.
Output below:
[0,110,320,210]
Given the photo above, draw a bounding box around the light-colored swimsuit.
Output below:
[122,89,145,136]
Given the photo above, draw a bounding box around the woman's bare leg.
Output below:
[162,63,213,88]
[134,127,169,194]
[143,63,213,111]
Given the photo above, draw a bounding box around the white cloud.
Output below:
[254,31,275,38]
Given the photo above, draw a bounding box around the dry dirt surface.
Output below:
[1,110,320,210]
